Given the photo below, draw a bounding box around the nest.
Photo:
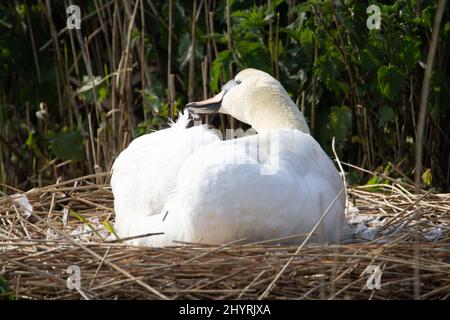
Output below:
[0,174,449,300]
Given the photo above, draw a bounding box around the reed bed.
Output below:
[0,174,449,300]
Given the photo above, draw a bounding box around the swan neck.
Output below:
[249,103,310,134]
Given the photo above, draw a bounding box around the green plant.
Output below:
[0,275,15,300]
[0,1,448,191]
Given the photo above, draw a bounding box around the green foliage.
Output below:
[103,220,120,239]
[328,105,352,141]
[47,130,84,161]
[422,168,433,186]
[69,209,105,241]
[25,131,44,159]
[211,50,234,92]
[0,275,15,300]
[377,65,405,100]
[77,76,108,104]
[378,105,395,126]
[0,0,449,190]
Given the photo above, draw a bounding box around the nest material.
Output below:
[0,174,449,300]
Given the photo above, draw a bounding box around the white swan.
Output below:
[111,68,349,246]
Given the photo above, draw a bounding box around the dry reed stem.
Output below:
[0,173,449,299]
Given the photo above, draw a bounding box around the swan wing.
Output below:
[111,121,219,237]
[127,129,348,246]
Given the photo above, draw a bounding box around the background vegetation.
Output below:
[0,0,449,191]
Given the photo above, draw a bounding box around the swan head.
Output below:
[186,68,310,134]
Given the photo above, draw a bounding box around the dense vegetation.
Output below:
[0,0,449,191]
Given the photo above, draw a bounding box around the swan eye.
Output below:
[236,80,241,84]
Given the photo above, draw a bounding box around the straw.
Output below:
[0,173,449,299]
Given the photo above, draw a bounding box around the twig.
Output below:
[415,0,447,188]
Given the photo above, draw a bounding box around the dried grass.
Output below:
[0,174,449,300]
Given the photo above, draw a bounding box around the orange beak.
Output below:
[185,90,225,115]
[185,79,241,114]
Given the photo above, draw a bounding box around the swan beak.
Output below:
[185,90,225,115]
[185,79,240,114]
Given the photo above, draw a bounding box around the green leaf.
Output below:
[360,48,380,72]
[421,6,433,29]
[421,168,432,186]
[299,27,314,47]
[232,5,267,29]
[235,40,270,72]
[443,22,450,39]
[25,131,44,159]
[69,209,88,223]
[0,276,15,300]
[77,75,108,104]
[77,75,103,94]
[177,33,192,70]
[141,87,163,113]
[328,105,352,141]
[211,50,233,92]
[177,33,203,70]
[366,175,382,185]
[398,36,420,71]
[378,105,395,125]
[69,210,105,241]
[336,81,350,96]
[103,221,120,239]
[47,130,84,161]
[377,65,404,100]
[296,3,311,13]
